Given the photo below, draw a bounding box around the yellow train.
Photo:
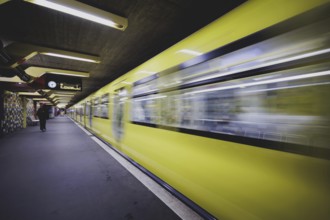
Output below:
[70,0,330,219]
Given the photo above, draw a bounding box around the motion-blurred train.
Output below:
[69,0,330,219]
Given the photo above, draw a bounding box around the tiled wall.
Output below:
[26,98,35,118]
[1,91,24,135]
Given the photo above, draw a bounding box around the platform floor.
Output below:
[0,117,200,220]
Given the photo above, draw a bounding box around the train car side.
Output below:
[70,0,330,219]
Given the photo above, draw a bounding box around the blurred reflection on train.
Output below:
[132,17,330,151]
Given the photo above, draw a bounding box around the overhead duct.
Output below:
[0,68,19,78]
[14,66,33,83]
[0,41,11,64]
[0,40,34,83]
[0,41,17,77]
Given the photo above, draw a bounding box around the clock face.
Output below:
[48,81,57,88]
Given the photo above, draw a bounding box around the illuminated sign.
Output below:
[45,74,82,91]
[59,82,81,91]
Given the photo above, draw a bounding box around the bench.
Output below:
[27,115,39,126]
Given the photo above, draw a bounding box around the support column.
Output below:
[0,87,4,137]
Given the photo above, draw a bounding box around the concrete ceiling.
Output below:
[0,0,245,107]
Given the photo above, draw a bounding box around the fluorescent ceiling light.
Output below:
[41,52,100,63]
[18,92,41,96]
[33,98,48,101]
[56,96,73,98]
[48,71,89,77]
[54,92,76,95]
[5,42,101,64]
[55,94,75,97]
[24,0,127,30]
[57,99,72,102]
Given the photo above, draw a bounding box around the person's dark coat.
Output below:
[36,105,48,131]
[37,107,47,120]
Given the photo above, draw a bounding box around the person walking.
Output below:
[36,103,48,132]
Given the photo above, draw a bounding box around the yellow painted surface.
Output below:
[122,123,330,220]
[70,0,330,219]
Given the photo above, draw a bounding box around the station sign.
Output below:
[45,74,82,91]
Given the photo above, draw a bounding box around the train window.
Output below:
[85,101,90,116]
[176,93,196,128]
[113,88,127,140]
[74,105,83,123]
[93,97,101,117]
[131,93,165,124]
[158,91,181,127]
[132,74,158,97]
[100,93,109,119]
[85,100,92,127]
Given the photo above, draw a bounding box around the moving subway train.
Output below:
[70,1,330,219]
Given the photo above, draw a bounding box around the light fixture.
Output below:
[54,92,76,95]
[40,52,100,63]
[18,92,41,96]
[33,98,48,101]
[5,42,101,64]
[24,0,128,31]
[47,71,89,78]
[55,94,75,97]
